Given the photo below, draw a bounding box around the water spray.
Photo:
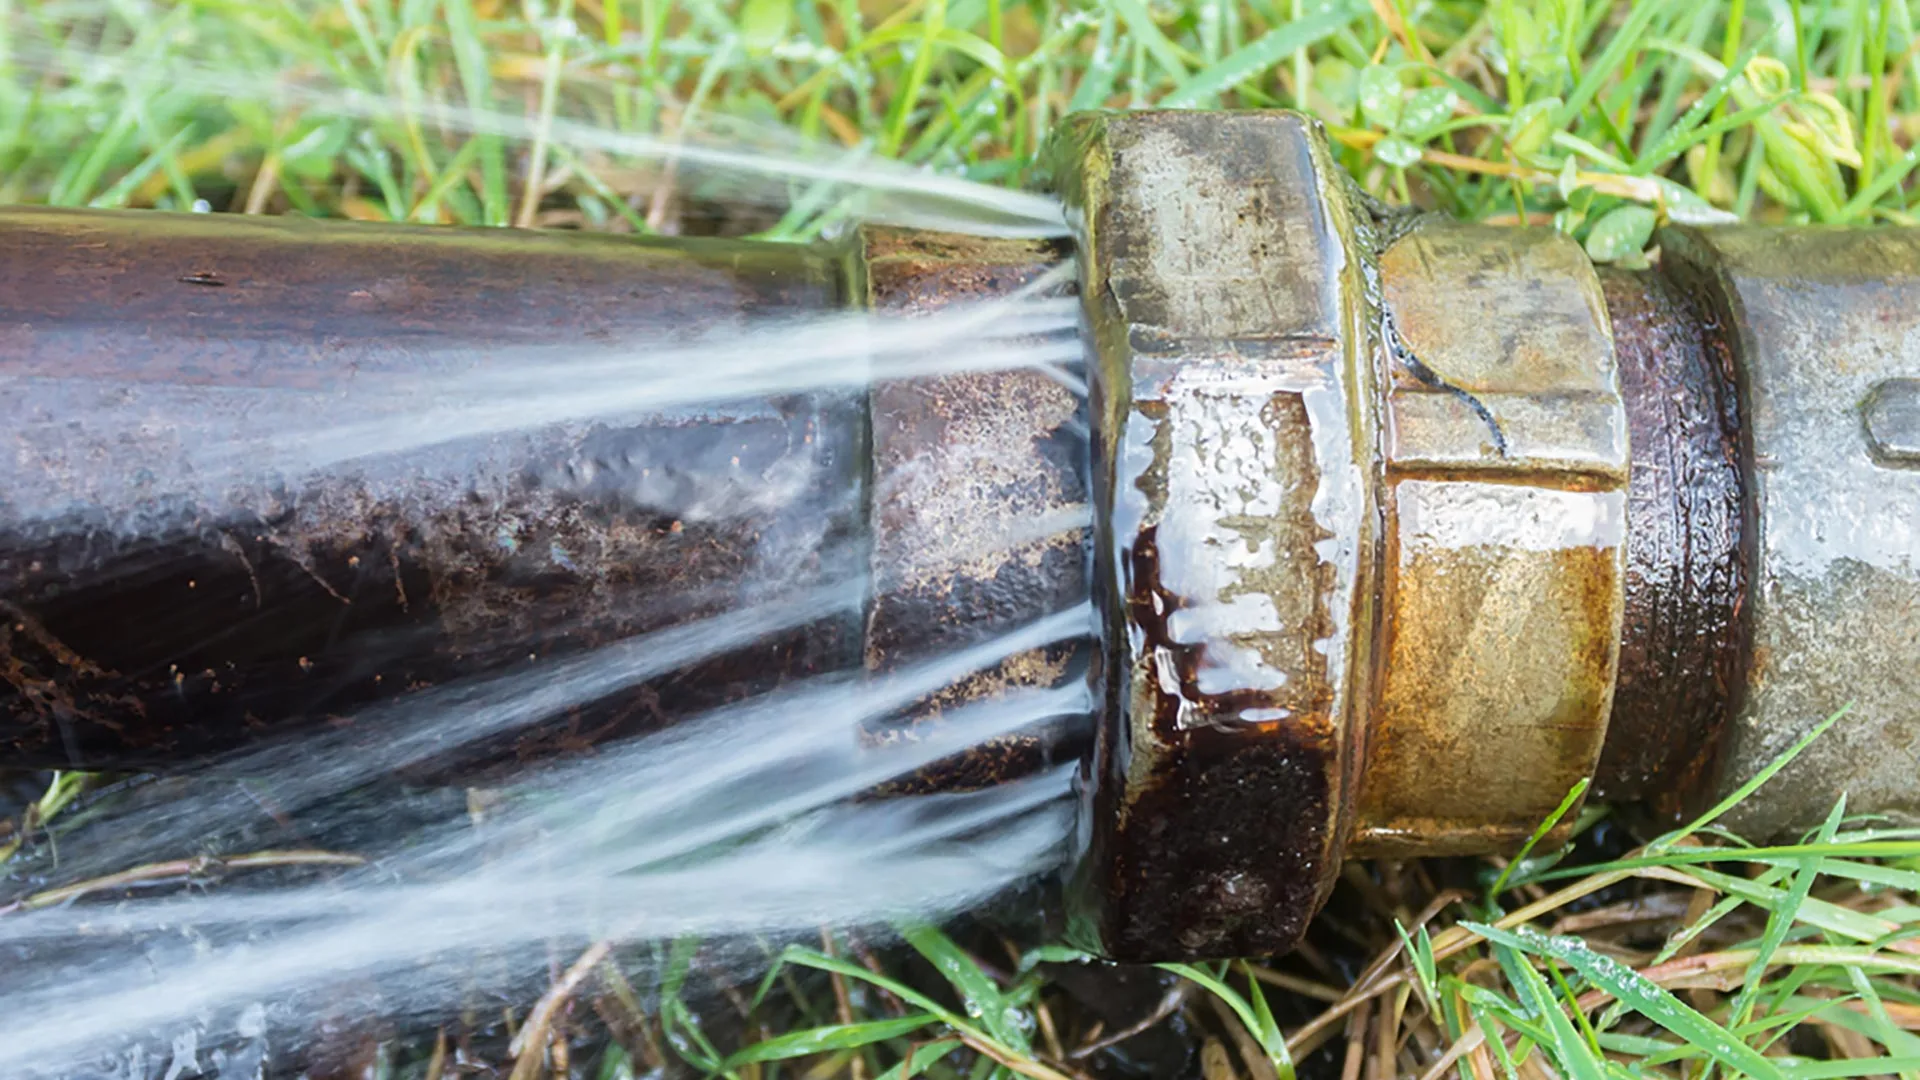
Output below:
[3,110,1917,968]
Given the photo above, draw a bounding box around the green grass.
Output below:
[6,0,1920,1077]
[5,0,1919,245]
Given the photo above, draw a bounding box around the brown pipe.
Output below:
[0,207,868,768]
[1595,265,1750,810]
[0,207,1086,778]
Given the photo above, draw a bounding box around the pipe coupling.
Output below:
[1053,110,1920,962]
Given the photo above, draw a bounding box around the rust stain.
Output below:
[1090,521,1339,958]
[1592,266,1749,812]
[859,226,1091,795]
[1355,223,1627,858]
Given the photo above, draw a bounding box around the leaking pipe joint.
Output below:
[1054,110,1920,961]
[2,111,1919,963]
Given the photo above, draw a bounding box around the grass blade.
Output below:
[1730,796,1849,1030]
[1489,938,1608,1080]
[1554,0,1668,129]
[900,924,1022,1050]
[1470,923,1786,1080]
[1635,33,1774,170]
[877,1038,963,1080]
[1162,0,1366,107]
[1663,704,1851,850]
[783,946,968,1030]
[1111,0,1192,80]
[1490,778,1590,899]
[1786,1059,1920,1079]
[1240,961,1297,1080]
[723,1014,941,1067]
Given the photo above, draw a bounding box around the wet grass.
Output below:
[5,0,1920,1077]
[5,0,1919,242]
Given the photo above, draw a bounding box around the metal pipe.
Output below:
[3,110,1918,963]
[1052,110,1920,961]
[0,206,871,768]
[0,207,1086,779]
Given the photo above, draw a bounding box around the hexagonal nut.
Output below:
[1352,223,1628,857]
[1053,110,1381,961]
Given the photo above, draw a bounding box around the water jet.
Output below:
[3,109,1917,966]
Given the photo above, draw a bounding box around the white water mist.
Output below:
[0,606,1092,1075]
[0,21,1096,1074]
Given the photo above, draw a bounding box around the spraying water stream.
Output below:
[1,297,1091,1074]
[0,46,1097,1071]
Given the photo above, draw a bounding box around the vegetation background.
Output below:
[4,0,1920,1077]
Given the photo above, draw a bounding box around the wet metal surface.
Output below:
[0,207,867,768]
[1056,111,1379,961]
[1865,379,1920,464]
[1663,226,1920,837]
[1595,267,1749,810]
[1376,226,1627,476]
[10,120,1920,962]
[1356,224,1627,856]
[859,228,1091,792]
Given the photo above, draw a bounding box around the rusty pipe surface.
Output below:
[0,207,869,770]
[4,110,1919,964]
[0,207,1088,778]
[1053,110,1920,961]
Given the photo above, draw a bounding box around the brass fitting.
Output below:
[1053,110,1920,961]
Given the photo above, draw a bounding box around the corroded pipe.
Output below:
[0,208,1086,777]
[3,110,1918,964]
[0,209,866,767]
[1055,110,1920,961]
